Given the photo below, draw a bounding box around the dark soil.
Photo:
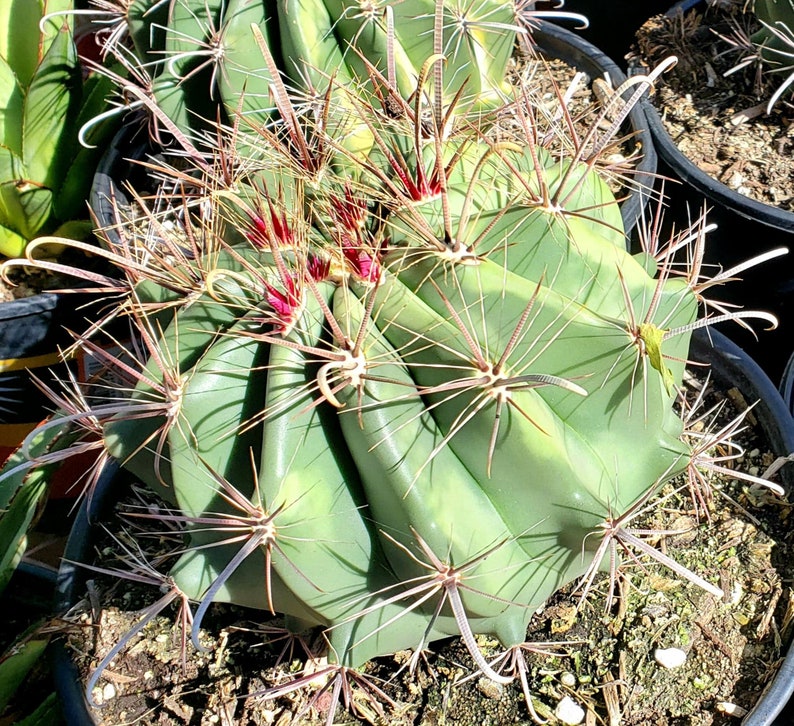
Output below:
[630,2,794,212]
[58,369,794,726]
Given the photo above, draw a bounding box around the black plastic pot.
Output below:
[51,331,794,725]
[634,0,794,384]
[778,351,794,418]
[546,0,675,64]
[0,293,98,476]
[51,460,121,726]
[641,0,794,235]
[89,120,163,250]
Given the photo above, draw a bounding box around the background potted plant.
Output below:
[629,0,794,383]
[0,0,117,468]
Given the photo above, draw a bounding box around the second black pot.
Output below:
[634,0,794,383]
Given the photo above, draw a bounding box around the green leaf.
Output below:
[39,0,74,56]
[52,71,117,220]
[0,630,50,714]
[0,56,23,155]
[0,145,24,235]
[17,183,53,236]
[21,24,80,188]
[0,422,68,593]
[11,691,62,726]
[0,177,53,242]
[0,0,44,88]
[0,222,27,257]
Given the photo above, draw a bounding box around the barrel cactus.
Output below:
[0,2,784,721]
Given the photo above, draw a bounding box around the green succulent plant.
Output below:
[751,0,794,109]
[0,1,786,721]
[0,0,115,258]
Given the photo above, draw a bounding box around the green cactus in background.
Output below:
[83,0,536,141]
[0,0,115,258]
[751,0,794,109]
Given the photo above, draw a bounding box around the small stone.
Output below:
[555,695,585,724]
[655,647,687,669]
[477,677,504,699]
[102,683,116,702]
[716,701,748,717]
[728,581,743,606]
[560,671,577,687]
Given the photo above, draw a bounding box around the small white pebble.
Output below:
[716,701,748,717]
[655,647,687,669]
[102,683,116,702]
[144,670,154,681]
[560,671,577,687]
[555,695,585,725]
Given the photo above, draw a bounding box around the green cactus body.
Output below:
[389,0,518,107]
[0,3,772,708]
[7,0,719,691]
[216,0,277,128]
[752,0,794,60]
[319,0,419,100]
[152,0,227,135]
[117,0,522,145]
[100,117,701,670]
[127,0,169,66]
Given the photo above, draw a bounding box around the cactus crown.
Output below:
[0,0,787,720]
